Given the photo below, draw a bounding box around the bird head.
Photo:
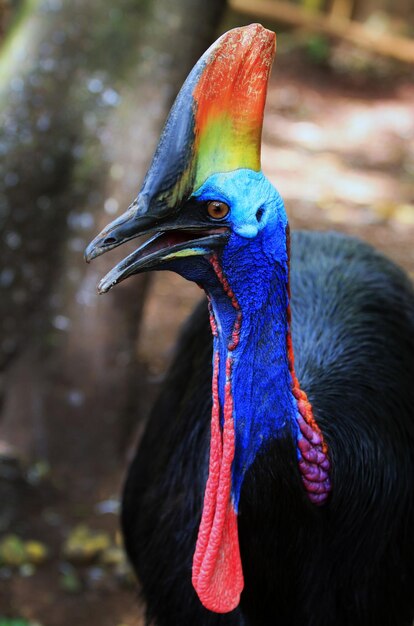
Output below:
[85,24,282,309]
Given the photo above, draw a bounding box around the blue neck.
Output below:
[208,232,299,510]
[170,168,330,508]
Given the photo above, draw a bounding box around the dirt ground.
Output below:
[1,48,413,626]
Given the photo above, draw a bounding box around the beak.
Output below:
[84,202,229,294]
[85,23,275,294]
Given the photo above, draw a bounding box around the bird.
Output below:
[85,23,414,626]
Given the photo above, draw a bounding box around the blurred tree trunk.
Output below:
[0,0,225,523]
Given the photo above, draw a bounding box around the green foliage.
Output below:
[306,35,331,63]
[0,619,40,626]
[0,0,38,57]
[59,568,82,593]
[62,524,111,564]
[0,534,49,567]
[0,535,26,567]
[301,0,325,12]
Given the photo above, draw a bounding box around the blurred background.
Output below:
[0,0,413,623]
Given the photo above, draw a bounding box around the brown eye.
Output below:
[207,201,230,220]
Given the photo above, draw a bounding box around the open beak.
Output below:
[84,204,229,293]
[85,23,274,296]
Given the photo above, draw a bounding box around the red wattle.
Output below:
[192,354,244,613]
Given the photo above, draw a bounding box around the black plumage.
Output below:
[122,231,414,626]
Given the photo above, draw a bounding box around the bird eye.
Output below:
[207,201,230,220]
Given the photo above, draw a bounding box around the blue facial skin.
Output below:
[167,169,300,510]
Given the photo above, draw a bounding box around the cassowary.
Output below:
[85,24,414,626]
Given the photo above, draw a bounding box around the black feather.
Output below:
[122,231,414,626]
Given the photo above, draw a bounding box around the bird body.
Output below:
[122,230,414,626]
[85,23,414,626]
